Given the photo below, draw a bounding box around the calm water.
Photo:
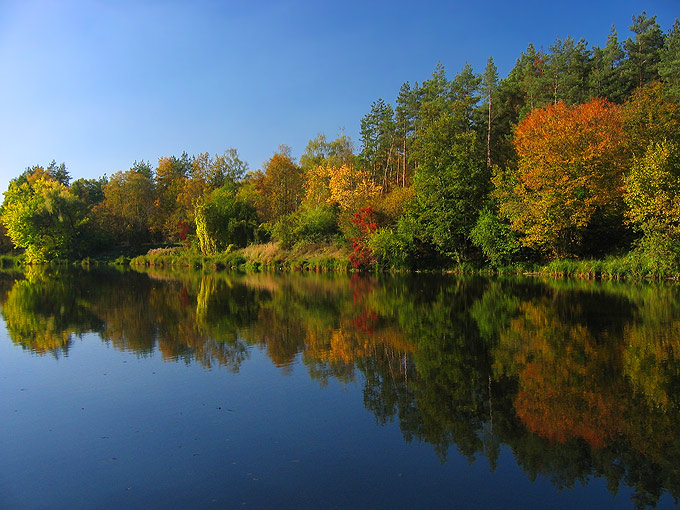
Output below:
[1,268,680,509]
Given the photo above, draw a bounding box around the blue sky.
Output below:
[0,0,677,195]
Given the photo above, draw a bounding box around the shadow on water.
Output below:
[2,265,680,508]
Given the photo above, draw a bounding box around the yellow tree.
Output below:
[622,81,680,158]
[303,164,332,207]
[327,164,381,212]
[256,146,304,223]
[623,140,680,269]
[1,171,85,262]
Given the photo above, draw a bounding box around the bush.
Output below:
[271,214,298,249]
[470,208,521,266]
[295,205,338,243]
[368,227,411,270]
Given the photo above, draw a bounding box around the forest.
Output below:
[2,12,679,274]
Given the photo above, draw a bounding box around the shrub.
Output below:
[271,214,298,249]
[368,228,411,270]
[470,207,521,266]
[295,205,338,243]
[349,207,378,270]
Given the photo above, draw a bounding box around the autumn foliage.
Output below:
[495,99,627,257]
[349,207,378,270]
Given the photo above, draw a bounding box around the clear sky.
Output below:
[0,0,677,195]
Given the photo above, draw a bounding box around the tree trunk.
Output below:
[487,95,492,169]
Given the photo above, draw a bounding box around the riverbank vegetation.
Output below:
[2,12,680,276]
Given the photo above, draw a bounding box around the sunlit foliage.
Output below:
[1,170,85,262]
[495,99,626,257]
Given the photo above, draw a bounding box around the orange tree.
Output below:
[494,99,627,257]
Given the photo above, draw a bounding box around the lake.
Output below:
[1,267,679,509]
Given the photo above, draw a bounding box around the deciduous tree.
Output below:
[495,99,626,257]
[623,140,680,267]
[195,184,258,255]
[257,146,304,223]
[1,172,85,262]
[93,168,156,246]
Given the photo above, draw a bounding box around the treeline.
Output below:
[2,12,679,271]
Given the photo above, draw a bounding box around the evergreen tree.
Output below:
[359,98,397,190]
[450,63,481,131]
[546,36,591,105]
[481,57,499,169]
[589,26,627,102]
[518,43,552,115]
[659,19,680,100]
[395,81,420,185]
[622,12,665,92]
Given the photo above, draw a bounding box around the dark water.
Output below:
[1,267,680,509]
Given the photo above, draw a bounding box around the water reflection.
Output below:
[2,267,680,508]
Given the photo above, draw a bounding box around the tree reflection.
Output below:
[1,266,103,356]
[2,267,680,507]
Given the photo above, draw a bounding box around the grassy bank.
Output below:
[3,240,668,281]
[130,241,352,273]
[127,242,680,280]
[539,254,680,279]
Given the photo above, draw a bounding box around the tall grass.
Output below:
[541,253,680,280]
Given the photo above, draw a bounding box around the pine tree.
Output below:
[659,19,680,100]
[589,25,626,102]
[481,57,499,169]
[622,12,665,92]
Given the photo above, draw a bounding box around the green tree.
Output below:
[360,98,397,189]
[622,12,665,92]
[481,57,499,168]
[417,62,450,125]
[484,65,523,170]
[470,206,521,266]
[589,25,627,102]
[659,19,680,100]
[71,177,106,207]
[517,43,552,115]
[408,129,487,262]
[294,204,339,243]
[450,62,481,132]
[395,81,420,185]
[1,173,86,262]
[546,36,591,105]
[195,184,259,255]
